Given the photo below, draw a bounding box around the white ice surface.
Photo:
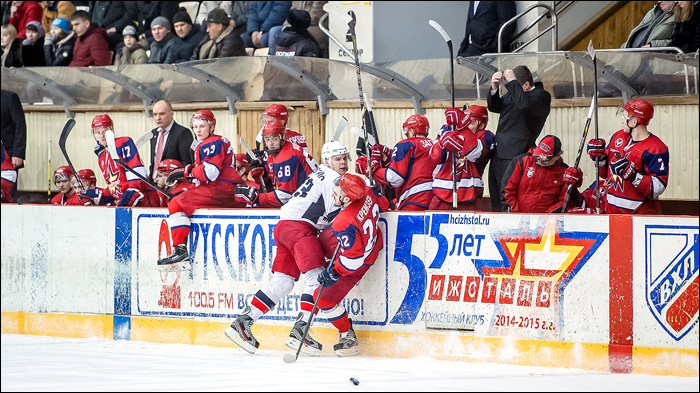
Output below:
[1,334,697,392]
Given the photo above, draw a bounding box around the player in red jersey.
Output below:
[587,99,669,214]
[234,153,260,189]
[157,110,246,271]
[356,114,437,211]
[234,120,316,208]
[91,114,160,207]
[1,142,16,203]
[73,168,115,206]
[312,173,389,356]
[50,166,82,205]
[430,106,495,210]
[153,159,190,207]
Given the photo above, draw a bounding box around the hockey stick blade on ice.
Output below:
[283,242,343,364]
[105,130,173,199]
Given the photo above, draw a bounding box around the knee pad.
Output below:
[302,267,323,295]
[268,271,295,296]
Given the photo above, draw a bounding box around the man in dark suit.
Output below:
[457,1,516,57]
[148,100,194,180]
[486,65,551,212]
[1,89,27,171]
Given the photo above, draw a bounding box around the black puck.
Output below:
[350,377,359,386]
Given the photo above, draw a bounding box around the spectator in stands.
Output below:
[268,2,327,58]
[197,2,250,39]
[241,1,291,49]
[40,1,75,34]
[503,135,583,213]
[114,24,147,65]
[171,7,204,62]
[1,89,27,190]
[191,8,246,60]
[269,9,319,57]
[457,1,516,57]
[487,65,551,212]
[136,1,179,41]
[43,17,75,66]
[669,0,699,53]
[21,20,44,66]
[69,10,110,67]
[8,0,42,39]
[622,1,675,48]
[90,1,137,51]
[148,16,183,64]
[1,23,23,67]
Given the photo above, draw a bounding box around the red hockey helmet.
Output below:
[91,114,113,130]
[76,168,96,183]
[54,165,73,183]
[234,153,249,168]
[262,120,286,137]
[190,109,216,131]
[338,173,366,202]
[465,105,488,129]
[402,114,430,136]
[262,104,289,124]
[157,159,183,175]
[623,99,653,126]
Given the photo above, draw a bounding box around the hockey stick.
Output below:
[331,116,348,142]
[561,98,596,212]
[587,40,601,214]
[239,136,267,193]
[48,139,51,198]
[429,20,458,210]
[105,130,173,199]
[283,242,343,364]
[134,129,156,151]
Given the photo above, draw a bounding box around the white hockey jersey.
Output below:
[279,164,341,230]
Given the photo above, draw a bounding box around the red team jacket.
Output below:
[332,187,389,277]
[51,191,83,206]
[598,130,669,215]
[504,155,569,213]
[374,137,436,210]
[97,136,159,206]
[431,127,495,204]
[261,139,316,207]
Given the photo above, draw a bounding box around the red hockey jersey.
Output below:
[261,140,317,207]
[51,191,82,206]
[431,126,495,204]
[599,130,669,214]
[191,134,242,186]
[374,137,436,210]
[97,136,158,205]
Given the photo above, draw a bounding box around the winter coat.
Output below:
[622,4,675,48]
[149,32,183,64]
[43,32,76,66]
[41,1,76,33]
[247,1,292,34]
[1,38,24,67]
[137,1,179,38]
[192,24,246,60]
[8,1,43,39]
[114,39,148,65]
[504,155,570,213]
[669,2,700,53]
[91,1,138,35]
[21,36,45,66]
[69,24,112,67]
[273,26,318,57]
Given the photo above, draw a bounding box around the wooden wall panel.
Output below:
[568,1,657,51]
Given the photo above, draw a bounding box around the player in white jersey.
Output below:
[225,141,350,355]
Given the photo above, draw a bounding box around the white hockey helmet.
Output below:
[321,141,348,164]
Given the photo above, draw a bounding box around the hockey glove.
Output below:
[80,188,102,204]
[587,138,607,166]
[438,131,464,153]
[94,142,105,156]
[234,184,259,205]
[117,188,144,207]
[609,156,637,182]
[355,156,369,177]
[445,107,466,129]
[371,144,392,167]
[317,265,341,287]
[562,167,584,188]
[249,159,266,181]
[167,165,193,185]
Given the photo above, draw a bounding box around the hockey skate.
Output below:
[225,307,260,354]
[334,319,359,357]
[286,313,322,356]
[157,245,191,271]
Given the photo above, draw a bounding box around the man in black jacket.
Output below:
[1,89,26,199]
[486,65,551,212]
[148,100,194,180]
[458,1,516,57]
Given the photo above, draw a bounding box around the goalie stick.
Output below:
[57,119,94,205]
[105,130,173,199]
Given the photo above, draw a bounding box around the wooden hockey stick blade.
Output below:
[134,130,156,150]
[331,116,348,142]
[350,126,364,138]
[239,137,256,159]
[429,20,452,44]
[587,40,595,60]
[322,3,353,24]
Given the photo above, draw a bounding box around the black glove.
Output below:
[167,165,193,185]
[234,184,259,204]
[317,265,341,287]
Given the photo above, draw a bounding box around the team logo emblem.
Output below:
[526,167,535,178]
[645,224,699,340]
[614,138,623,148]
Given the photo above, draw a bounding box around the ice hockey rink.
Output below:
[1,334,697,392]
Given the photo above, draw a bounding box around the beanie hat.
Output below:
[26,21,45,38]
[172,8,193,25]
[51,18,70,33]
[287,9,311,32]
[206,8,229,26]
[122,25,137,37]
[151,16,171,30]
[533,135,562,157]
